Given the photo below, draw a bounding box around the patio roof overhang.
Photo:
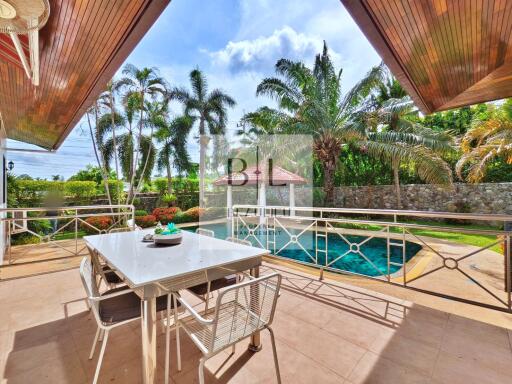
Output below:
[341,0,512,114]
[0,0,170,150]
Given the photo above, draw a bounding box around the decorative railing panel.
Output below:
[232,205,512,312]
[2,205,135,265]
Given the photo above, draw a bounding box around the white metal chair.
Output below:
[86,245,123,290]
[188,233,252,311]
[79,257,180,384]
[176,273,282,384]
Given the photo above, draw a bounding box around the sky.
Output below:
[6,0,380,180]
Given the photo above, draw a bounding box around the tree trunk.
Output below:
[323,162,336,207]
[110,92,121,205]
[88,106,113,208]
[126,99,144,204]
[166,161,172,195]
[199,119,207,208]
[393,162,402,209]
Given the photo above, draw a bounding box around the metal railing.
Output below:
[232,205,512,312]
[2,205,135,265]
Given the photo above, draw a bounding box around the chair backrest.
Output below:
[79,257,102,323]
[225,236,252,246]
[86,244,108,289]
[195,228,214,237]
[209,273,281,353]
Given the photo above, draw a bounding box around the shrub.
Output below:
[107,180,126,203]
[152,207,181,224]
[81,216,113,234]
[135,209,148,216]
[135,215,156,228]
[153,178,168,195]
[183,207,204,221]
[64,181,96,200]
[172,211,193,224]
[161,193,177,207]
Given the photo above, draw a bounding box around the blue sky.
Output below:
[7,0,380,180]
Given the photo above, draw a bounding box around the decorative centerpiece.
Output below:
[153,222,182,245]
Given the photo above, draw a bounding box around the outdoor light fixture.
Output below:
[7,160,14,171]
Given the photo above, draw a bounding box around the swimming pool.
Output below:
[184,222,422,277]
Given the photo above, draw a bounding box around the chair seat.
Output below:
[187,275,237,296]
[99,287,178,324]
[180,301,262,354]
[103,266,123,285]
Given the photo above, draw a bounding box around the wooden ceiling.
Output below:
[341,0,512,114]
[0,0,169,150]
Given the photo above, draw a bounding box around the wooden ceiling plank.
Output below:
[366,0,434,108]
[55,0,170,149]
[63,1,142,116]
[45,0,113,123]
[397,0,440,107]
[407,0,444,111]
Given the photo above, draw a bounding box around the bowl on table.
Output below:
[153,232,183,245]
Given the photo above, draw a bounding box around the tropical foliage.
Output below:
[169,68,236,206]
[456,100,512,182]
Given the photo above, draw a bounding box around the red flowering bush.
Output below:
[81,216,113,234]
[135,215,157,228]
[183,207,204,221]
[152,207,180,224]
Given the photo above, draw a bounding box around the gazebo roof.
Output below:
[214,165,307,186]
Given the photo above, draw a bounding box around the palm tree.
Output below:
[96,94,158,202]
[170,68,236,207]
[155,115,194,194]
[456,100,512,182]
[362,96,454,208]
[118,64,168,202]
[97,80,125,204]
[348,63,452,207]
[256,42,382,205]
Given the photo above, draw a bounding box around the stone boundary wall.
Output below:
[326,183,512,214]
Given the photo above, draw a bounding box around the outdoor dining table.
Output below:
[84,229,269,384]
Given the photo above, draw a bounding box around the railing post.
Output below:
[75,208,78,255]
[506,233,511,311]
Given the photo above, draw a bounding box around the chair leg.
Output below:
[173,294,182,372]
[205,281,211,312]
[165,295,171,384]
[198,356,206,384]
[89,327,101,360]
[98,329,104,342]
[267,327,282,384]
[93,330,109,384]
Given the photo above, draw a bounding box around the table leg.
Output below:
[249,265,262,352]
[141,297,157,384]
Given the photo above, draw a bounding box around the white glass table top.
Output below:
[84,229,268,287]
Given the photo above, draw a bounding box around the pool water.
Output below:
[184,223,422,277]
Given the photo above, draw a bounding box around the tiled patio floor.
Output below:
[1,261,512,383]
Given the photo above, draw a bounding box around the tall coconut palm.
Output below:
[96,94,157,200]
[256,42,382,205]
[359,66,454,207]
[170,68,236,207]
[118,64,167,202]
[97,79,128,204]
[362,98,454,208]
[155,115,194,193]
[456,101,512,182]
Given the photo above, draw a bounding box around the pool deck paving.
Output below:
[1,258,512,383]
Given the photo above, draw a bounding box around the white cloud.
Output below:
[208,26,335,74]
